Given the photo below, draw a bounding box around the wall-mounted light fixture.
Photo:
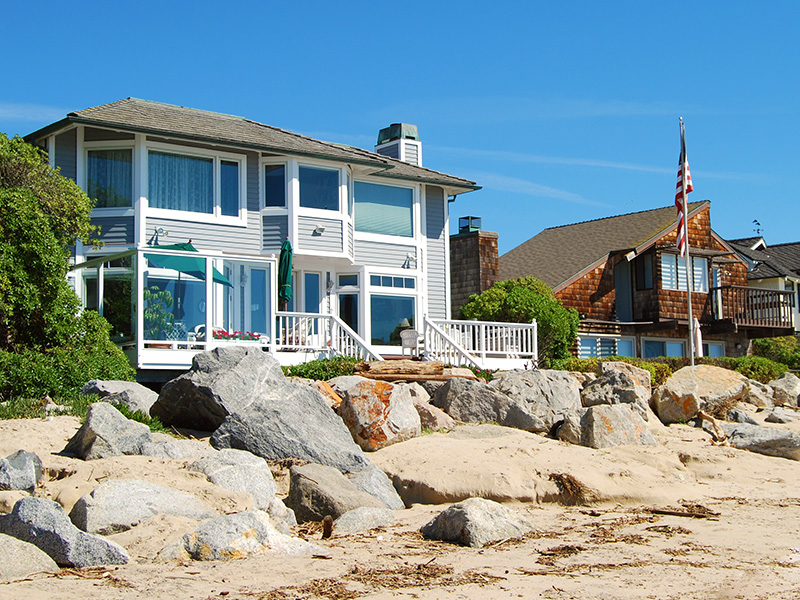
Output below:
[404,254,418,269]
[313,225,326,235]
[149,227,169,245]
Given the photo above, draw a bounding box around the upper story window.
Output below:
[264,164,286,208]
[87,148,133,208]
[634,254,653,290]
[299,166,339,211]
[661,254,708,293]
[148,149,243,218]
[354,181,413,237]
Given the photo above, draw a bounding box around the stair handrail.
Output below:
[327,314,384,362]
[422,314,482,369]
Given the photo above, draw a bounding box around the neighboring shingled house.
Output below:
[727,237,800,334]
[499,201,794,359]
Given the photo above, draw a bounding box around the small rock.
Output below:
[420,497,537,547]
[62,402,152,460]
[765,407,798,424]
[190,449,277,510]
[81,380,158,416]
[334,507,395,535]
[0,450,43,492]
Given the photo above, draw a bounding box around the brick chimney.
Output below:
[449,216,499,317]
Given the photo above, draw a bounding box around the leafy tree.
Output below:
[0,133,134,402]
[460,276,579,367]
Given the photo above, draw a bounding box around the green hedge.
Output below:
[552,355,788,385]
[283,356,361,380]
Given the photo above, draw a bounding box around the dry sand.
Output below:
[2,413,800,599]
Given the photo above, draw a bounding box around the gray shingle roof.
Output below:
[728,238,800,280]
[500,201,709,290]
[27,98,479,192]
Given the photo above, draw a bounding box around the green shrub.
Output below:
[751,336,800,370]
[703,355,788,383]
[460,277,579,368]
[283,356,361,380]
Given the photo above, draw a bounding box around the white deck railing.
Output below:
[429,317,538,364]
[275,312,383,361]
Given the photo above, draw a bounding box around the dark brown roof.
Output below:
[500,201,709,290]
[27,98,479,192]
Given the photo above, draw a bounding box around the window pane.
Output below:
[339,274,358,287]
[666,342,684,357]
[704,343,724,358]
[370,295,415,345]
[149,151,213,213]
[579,337,597,358]
[88,149,132,208]
[598,338,617,357]
[264,164,286,208]
[693,257,708,293]
[299,166,339,210]
[616,339,635,357]
[220,160,239,216]
[354,181,413,236]
[404,278,415,289]
[250,269,268,334]
[393,277,404,288]
[339,293,358,333]
[304,273,320,313]
[661,254,678,290]
[382,276,392,287]
[643,340,664,358]
[370,275,380,286]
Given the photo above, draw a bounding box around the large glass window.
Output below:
[148,150,241,216]
[578,336,631,359]
[661,254,708,293]
[87,149,133,208]
[264,164,286,208]
[370,295,415,345]
[643,340,684,358]
[299,166,339,210]
[354,182,413,237]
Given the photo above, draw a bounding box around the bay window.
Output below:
[354,181,414,237]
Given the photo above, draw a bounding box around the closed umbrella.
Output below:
[278,238,293,311]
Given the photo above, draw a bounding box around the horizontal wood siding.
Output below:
[145,213,261,254]
[245,150,259,212]
[55,129,77,181]
[263,215,289,252]
[347,221,354,258]
[297,216,343,253]
[91,216,135,245]
[425,186,447,318]
[355,240,415,268]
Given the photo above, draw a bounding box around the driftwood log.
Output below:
[354,360,478,382]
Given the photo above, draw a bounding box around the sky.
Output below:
[3,1,799,255]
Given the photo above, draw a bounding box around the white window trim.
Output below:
[260,159,289,211]
[144,141,248,226]
[661,253,709,293]
[296,161,347,215]
[84,140,136,217]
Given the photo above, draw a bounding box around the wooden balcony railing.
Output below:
[712,285,794,328]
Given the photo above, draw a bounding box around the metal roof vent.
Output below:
[375,123,422,166]
[458,216,482,234]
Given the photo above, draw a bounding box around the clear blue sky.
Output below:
[3,1,798,255]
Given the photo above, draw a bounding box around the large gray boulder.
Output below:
[0,497,129,567]
[0,533,59,580]
[581,369,652,421]
[769,372,800,407]
[420,497,537,548]
[151,346,285,430]
[487,369,583,433]
[63,402,152,460]
[652,365,748,424]
[405,382,456,432]
[334,507,395,535]
[723,423,800,460]
[210,382,370,474]
[599,361,651,390]
[162,511,321,561]
[81,379,158,416]
[190,449,277,510]
[0,450,42,492]
[69,480,217,535]
[557,404,657,449]
[285,463,386,523]
[140,433,217,460]
[332,376,421,451]
[346,464,405,510]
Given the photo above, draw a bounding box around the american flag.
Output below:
[675,123,693,257]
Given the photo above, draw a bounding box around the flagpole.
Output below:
[680,118,696,366]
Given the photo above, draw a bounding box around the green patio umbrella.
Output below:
[278,238,293,311]
[144,242,233,287]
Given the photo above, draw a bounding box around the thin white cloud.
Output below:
[471,171,610,207]
[0,102,67,122]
